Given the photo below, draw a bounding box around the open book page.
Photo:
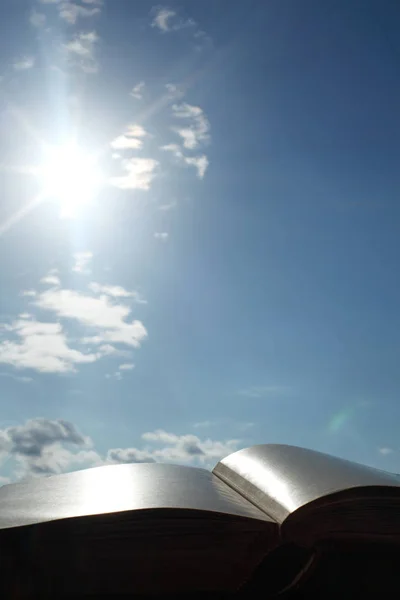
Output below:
[0,462,274,530]
[213,444,400,523]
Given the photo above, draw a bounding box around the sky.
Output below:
[0,0,399,484]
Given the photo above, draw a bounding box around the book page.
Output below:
[213,444,400,523]
[0,462,274,530]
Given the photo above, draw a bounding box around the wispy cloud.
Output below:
[110,124,147,151]
[88,283,146,303]
[158,199,177,211]
[119,363,135,371]
[30,10,46,28]
[40,270,61,287]
[0,319,98,374]
[151,6,211,49]
[0,260,147,375]
[72,251,93,274]
[161,144,209,178]
[110,158,158,191]
[36,287,147,348]
[0,372,33,384]
[151,7,177,32]
[172,103,210,149]
[154,232,169,241]
[59,2,101,24]
[64,31,99,73]
[165,83,185,100]
[237,385,289,399]
[379,447,393,455]
[184,155,209,178]
[131,81,145,100]
[13,56,35,71]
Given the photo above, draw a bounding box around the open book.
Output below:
[0,444,399,597]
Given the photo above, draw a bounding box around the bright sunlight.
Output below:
[37,142,102,218]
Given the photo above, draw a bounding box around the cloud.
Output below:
[154,232,168,241]
[131,81,145,100]
[184,155,209,178]
[30,10,46,27]
[6,418,90,457]
[110,158,158,191]
[1,417,99,477]
[139,429,240,464]
[151,6,200,35]
[151,7,176,32]
[158,199,177,211]
[0,319,98,373]
[21,290,37,298]
[110,124,147,151]
[379,447,393,455]
[59,2,101,24]
[88,283,146,303]
[161,144,208,178]
[13,56,35,71]
[1,261,147,376]
[0,372,33,383]
[40,273,61,287]
[193,421,215,429]
[0,418,241,480]
[237,385,289,398]
[36,287,147,348]
[64,31,99,73]
[172,103,210,149]
[165,83,185,100]
[72,251,93,274]
[119,363,134,370]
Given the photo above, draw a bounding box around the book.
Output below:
[0,444,399,597]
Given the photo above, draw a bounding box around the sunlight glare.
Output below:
[38,142,102,218]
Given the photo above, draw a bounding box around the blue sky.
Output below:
[0,0,399,483]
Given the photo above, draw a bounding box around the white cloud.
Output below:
[21,290,37,298]
[72,251,93,274]
[237,385,289,398]
[0,418,241,480]
[154,232,168,241]
[30,10,46,27]
[110,124,147,151]
[151,7,176,32]
[172,103,210,149]
[13,56,35,71]
[184,155,209,178]
[36,287,147,348]
[110,158,158,191]
[119,363,134,371]
[158,199,177,211]
[40,274,61,287]
[193,421,215,428]
[165,83,185,100]
[140,429,240,465]
[161,144,208,179]
[89,283,146,303]
[0,319,98,374]
[0,372,33,384]
[379,447,393,455]
[64,31,99,73]
[131,81,145,100]
[151,7,197,35]
[59,2,101,24]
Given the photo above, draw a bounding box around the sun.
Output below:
[38,141,102,218]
